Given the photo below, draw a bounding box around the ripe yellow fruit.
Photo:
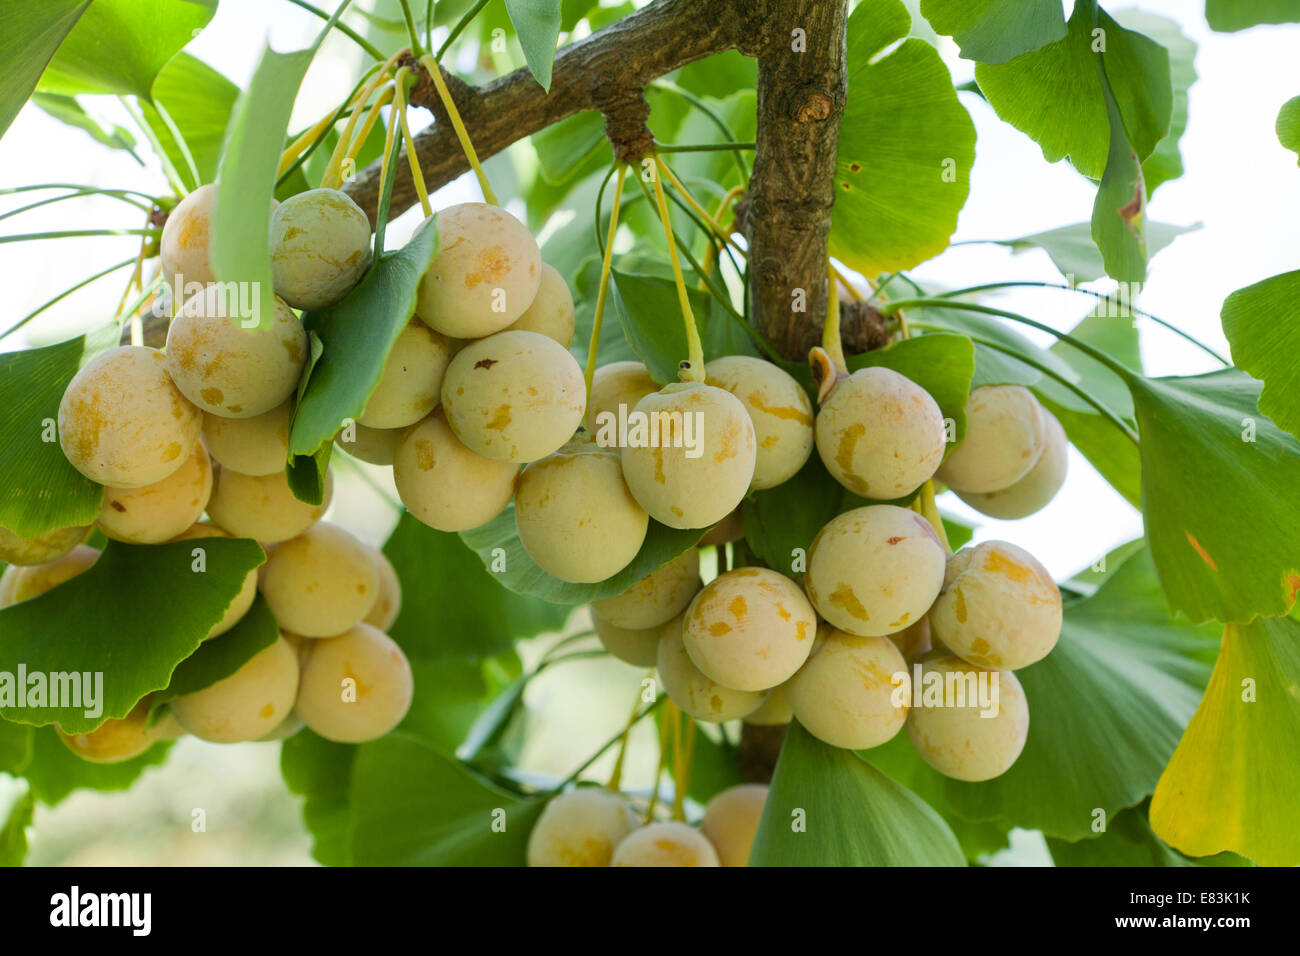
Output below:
[611,822,720,867]
[96,441,212,544]
[927,540,1062,670]
[166,287,308,418]
[906,654,1029,781]
[706,355,814,490]
[335,421,402,466]
[745,681,793,726]
[593,614,660,667]
[590,548,700,630]
[205,465,332,543]
[416,203,542,338]
[656,614,764,722]
[160,183,219,287]
[0,545,99,607]
[393,411,518,532]
[618,382,756,530]
[514,438,648,583]
[699,783,768,866]
[955,410,1068,518]
[363,543,402,631]
[259,522,379,638]
[57,699,181,764]
[526,788,641,867]
[0,523,88,566]
[441,330,586,463]
[816,366,946,499]
[169,523,258,639]
[295,623,414,742]
[269,187,372,310]
[682,567,816,692]
[170,635,300,743]
[505,263,575,347]
[203,402,290,477]
[59,345,201,487]
[805,505,946,637]
[787,630,910,749]
[886,617,933,662]
[358,322,455,429]
[586,360,658,430]
[936,385,1046,493]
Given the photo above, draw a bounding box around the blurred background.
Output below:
[1,0,1295,865]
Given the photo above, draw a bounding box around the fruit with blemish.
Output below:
[392,410,518,532]
[936,385,1046,493]
[170,635,300,743]
[259,522,379,638]
[706,355,814,490]
[57,698,183,764]
[335,420,402,465]
[585,360,658,431]
[955,409,1068,518]
[700,783,769,867]
[203,401,291,476]
[358,321,455,429]
[656,613,764,722]
[363,543,402,631]
[0,523,89,567]
[526,788,640,867]
[744,681,793,726]
[504,262,575,347]
[591,548,700,630]
[787,628,909,749]
[269,187,372,310]
[294,622,414,743]
[159,183,221,287]
[0,545,99,607]
[96,441,212,544]
[611,822,720,867]
[205,464,332,543]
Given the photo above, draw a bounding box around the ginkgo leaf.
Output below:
[1220,269,1300,442]
[919,0,1066,64]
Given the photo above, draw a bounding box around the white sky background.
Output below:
[2,0,1298,582]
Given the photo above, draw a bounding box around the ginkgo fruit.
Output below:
[936,385,1046,493]
[203,401,291,477]
[514,437,648,583]
[593,614,660,667]
[505,263,575,347]
[169,522,258,638]
[585,360,658,431]
[706,355,814,490]
[816,366,946,499]
[886,617,933,662]
[611,822,720,867]
[699,783,768,867]
[166,287,308,418]
[358,321,455,429]
[170,635,300,743]
[619,382,756,529]
[269,187,372,310]
[744,681,793,726]
[906,655,1029,781]
[927,540,1062,670]
[294,622,414,743]
[96,441,212,544]
[363,543,402,631]
[441,329,586,463]
[57,699,183,764]
[805,505,946,637]
[0,545,99,607]
[205,465,332,543]
[590,548,700,630]
[787,629,909,750]
[58,345,201,488]
[335,420,402,466]
[0,523,88,567]
[526,788,641,867]
[159,183,220,287]
[656,614,764,722]
[955,410,1068,519]
[393,410,518,532]
[682,567,816,692]
[259,522,379,637]
[416,203,542,338]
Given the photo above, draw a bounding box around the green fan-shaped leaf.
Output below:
[38,0,216,100]
[919,0,1066,64]
[0,719,33,775]
[0,0,90,140]
[1150,615,1300,866]
[140,53,239,192]
[0,538,265,733]
[1091,66,1148,283]
[504,0,563,92]
[281,730,356,866]
[1278,96,1300,164]
[532,112,607,186]
[991,220,1199,283]
[31,93,138,154]
[1049,802,1251,867]
[864,548,1220,839]
[0,337,103,538]
[1206,0,1300,32]
[830,0,976,275]
[1118,9,1196,195]
[22,726,171,807]
[0,789,34,866]
[1221,270,1300,442]
[743,457,844,576]
[350,734,544,865]
[750,721,965,866]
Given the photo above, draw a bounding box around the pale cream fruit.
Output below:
[805,505,946,637]
[259,522,379,638]
[335,421,403,466]
[590,548,700,630]
[363,544,402,631]
[593,614,660,667]
[416,203,542,338]
[441,330,586,463]
[815,366,946,499]
[936,385,1046,493]
[886,617,933,663]
[955,410,1068,519]
[585,360,658,431]
[611,823,720,867]
[787,630,910,750]
[744,682,793,726]
[169,523,259,639]
[700,783,768,867]
[206,465,332,543]
[699,508,744,547]
[258,714,304,741]
[170,635,300,743]
[57,699,180,764]
[0,545,99,607]
[906,655,1029,781]
[203,402,290,477]
[58,345,201,487]
[504,263,574,347]
[392,411,518,532]
[683,567,816,692]
[166,287,308,418]
[706,355,814,490]
[656,614,764,722]
[160,183,219,286]
[514,438,648,583]
[358,322,455,429]
[269,187,372,310]
[526,788,641,867]
[0,524,88,566]
[295,623,414,743]
[96,441,212,544]
[619,383,756,530]
[927,540,1062,670]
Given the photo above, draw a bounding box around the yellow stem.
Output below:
[822,261,847,374]
[393,74,432,217]
[323,56,400,189]
[670,705,686,821]
[651,155,705,381]
[828,260,862,301]
[917,480,951,553]
[606,675,649,792]
[340,84,396,174]
[658,159,742,250]
[417,52,497,205]
[374,83,404,221]
[278,77,371,178]
[584,163,628,398]
[695,186,744,289]
[645,700,674,821]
